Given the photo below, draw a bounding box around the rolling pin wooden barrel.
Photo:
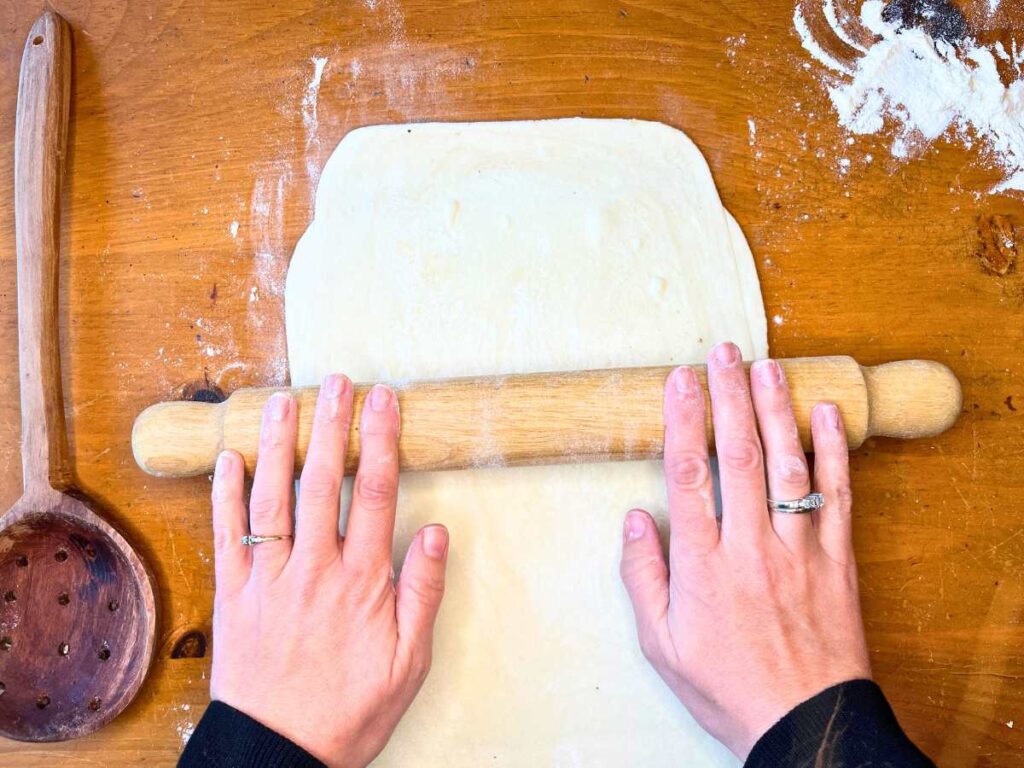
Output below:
[133,356,961,478]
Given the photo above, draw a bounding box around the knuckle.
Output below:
[355,472,398,510]
[211,479,236,506]
[715,371,749,396]
[259,427,290,451]
[289,570,324,605]
[767,388,794,412]
[299,470,342,507]
[774,454,809,485]
[344,561,391,592]
[741,550,776,589]
[620,551,662,585]
[405,648,433,686]
[720,438,763,473]
[405,572,445,605]
[361,413,398,438]
[749,559,771,586]
[248,494,286,524]
[830,485,854,512]
[637,631,662,664]
[665,452,710,492]
[342,559,371,584]
[213,523,236,554]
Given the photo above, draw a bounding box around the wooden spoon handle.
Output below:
[15,13,72,495]
[132,356,962,478]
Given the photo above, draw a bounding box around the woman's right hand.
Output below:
[619,342,872,758]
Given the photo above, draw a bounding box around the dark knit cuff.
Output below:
[745,679,935,768]
[179,700,326,768]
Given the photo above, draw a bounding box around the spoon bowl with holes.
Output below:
[0,12,156,742]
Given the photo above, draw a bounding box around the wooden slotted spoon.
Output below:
[0,12,156,742]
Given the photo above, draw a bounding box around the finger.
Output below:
[248,392,297,581]
[750,360,814,553]
[619,509,669,660]
[663,366,718,567]
[343,385,400,573]
[811,403,854,563]
[211,450,251,594]
[395,525,449,678]
[707,342,769,545]
[293,374,354,563]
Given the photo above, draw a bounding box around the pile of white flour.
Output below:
[795,0,1024,194]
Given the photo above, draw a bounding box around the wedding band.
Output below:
[241,534,293,546]
[768,492,824,514]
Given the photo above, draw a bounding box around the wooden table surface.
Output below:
[0,0,1021,764]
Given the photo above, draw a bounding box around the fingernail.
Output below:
[422,526,449,560]
[754,359,783,387]
[624,510,647,541]
[268,392,291,422]
[823,403,841,429]
[321,374,350,420]
[712,342,739,366]
[672,366,699,395]
[369,384,392,412]
[323,373,348,399]
[215,450,235,475]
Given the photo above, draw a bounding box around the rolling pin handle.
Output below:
[132,401,223,477]
[862,360,962,440]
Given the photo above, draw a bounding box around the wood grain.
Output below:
[130,357,963,478]
[13,11,71,497]
[0,0,1021,764]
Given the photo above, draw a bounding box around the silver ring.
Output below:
[241,534,293,546]
[768,492,824,514]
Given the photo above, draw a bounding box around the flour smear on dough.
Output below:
[794,0,1024,193]
[286,119,764,767]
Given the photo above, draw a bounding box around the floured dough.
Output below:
[286,118,766,767]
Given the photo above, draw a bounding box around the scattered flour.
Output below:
[301,56,329,206]
[247,164,292,384]
[177,721,195,747]
[725,33,748,64]
[823,0,867,54]
[794,0,1024,194]
[174,703,196,748]
[367,0,408,50]
[793,4,854,74]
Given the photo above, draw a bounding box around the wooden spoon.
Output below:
[0,12,156,742]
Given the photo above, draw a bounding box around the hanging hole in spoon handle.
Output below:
[0,12,157,742]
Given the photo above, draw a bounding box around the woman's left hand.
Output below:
[209,376,449,768]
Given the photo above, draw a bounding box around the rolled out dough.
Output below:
[286,118,767,767]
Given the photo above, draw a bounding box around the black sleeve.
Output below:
[178,700,326,768]
[744,679,935,768]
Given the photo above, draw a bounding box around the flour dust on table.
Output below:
[794,0,1024,194]
[285,118,767,767]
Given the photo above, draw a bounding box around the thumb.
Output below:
[396,525,449,675]
[619,509,669,655]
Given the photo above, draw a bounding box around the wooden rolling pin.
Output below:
[132,356,961,478]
